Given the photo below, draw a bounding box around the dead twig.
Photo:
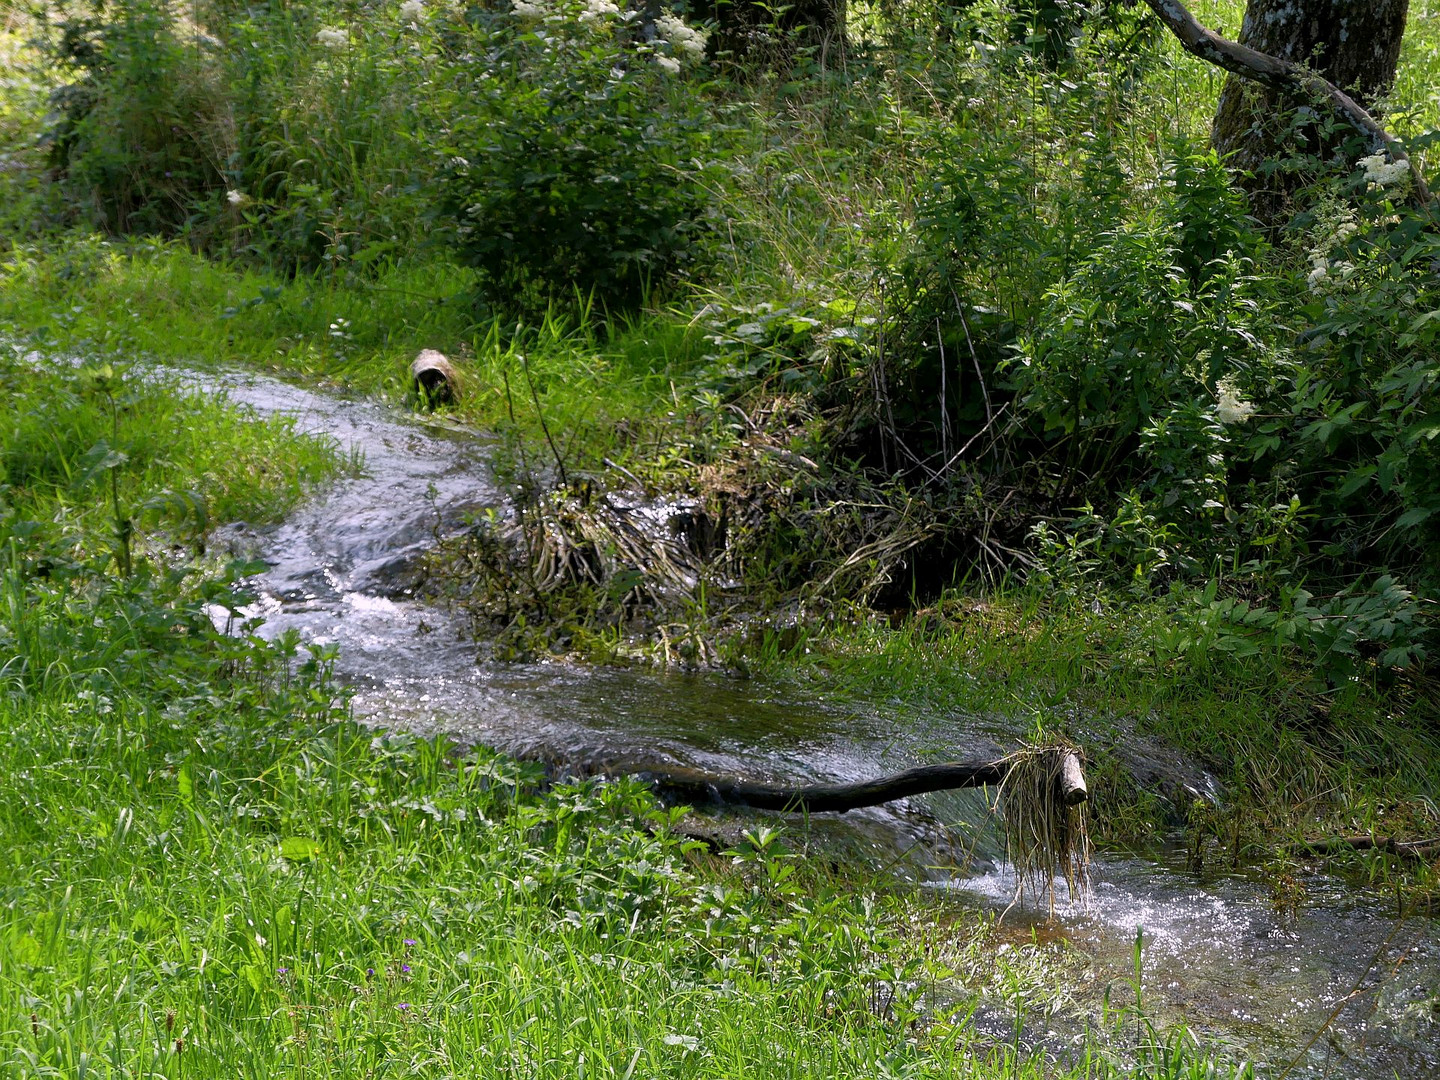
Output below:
[1285,835,1440,860]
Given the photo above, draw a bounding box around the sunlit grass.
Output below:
[0,350,347,572]
[751,587,1440,861]
[0,238,724,474]
[0,554,1246,1079]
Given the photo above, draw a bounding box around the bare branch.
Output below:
[631,751,1089,813]
[1140,0,1432,205]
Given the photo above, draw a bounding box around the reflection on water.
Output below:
[182,363,1437,1080]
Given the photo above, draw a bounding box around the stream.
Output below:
[184,365,1437,1079]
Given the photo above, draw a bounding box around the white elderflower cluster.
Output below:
[1305,202,1360,296]
[399,0,425,25]
[1358,151,1410,191]
[226,189,250,207]
[1215,377,1256,425]
[579,0,619,22]
[316,27,349,48]
[655,53,680,74]
[655,12,708,59]
[512,0,543,16]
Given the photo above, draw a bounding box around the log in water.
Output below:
[633,752,1087,814]
[411,349,461,405]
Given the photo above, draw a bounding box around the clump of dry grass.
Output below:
[529,491,705,598]
[995,742,1090,916]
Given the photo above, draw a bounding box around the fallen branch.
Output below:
[1140,0,1432,205]
[633,751,1087,814]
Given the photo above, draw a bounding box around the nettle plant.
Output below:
[434,0,721,311]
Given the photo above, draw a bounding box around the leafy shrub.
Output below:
[222,4,437,270]
[1006,219,1271,507]
[1265,181,1440,584]
[1168,576,1428,680]
[33,1,442,266]
[38,1,234,236]
[433,0,723,311]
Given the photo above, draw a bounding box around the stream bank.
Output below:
[181,361,1439,1079]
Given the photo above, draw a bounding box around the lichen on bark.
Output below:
[1210,0,1409,215]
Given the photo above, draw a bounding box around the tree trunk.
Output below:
[1211,0,1408,215]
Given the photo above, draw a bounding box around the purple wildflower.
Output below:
[401,964,411,974]
[366,968,375,979]
[397,1003,411,1011]
[403,938,417,947]
[276,967,289,976]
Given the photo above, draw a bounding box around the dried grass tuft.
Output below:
[995,742,1090,916]
[529,492,704,597]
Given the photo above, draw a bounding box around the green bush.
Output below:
[34,1,442,266]
[39,1,233,236]
[223,4,438,270]
[433,1,723,311]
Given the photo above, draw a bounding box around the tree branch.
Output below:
[631,752,1088,814]
[1285,834,1440,859]
[1140,0,1432,205]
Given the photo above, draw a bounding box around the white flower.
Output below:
[655,54,681,74]
[579,0,619,21]
[1304,202,1364,295]
[226,189,249,207]
[399,0,425,25]
[655,12,707,59]
[1216,377,1256,424]
[512,0,542,15]
[1358,151,1410,190]
[316,27,349,49]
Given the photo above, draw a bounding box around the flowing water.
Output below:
[180,365,1439,1079]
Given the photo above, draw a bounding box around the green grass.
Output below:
[749,588,1440,869]
[0,558,1247,1080]
[0,237,725,476]
[0,292,1244,1080]
[2,7,1439,1073]
[0,348,347,569]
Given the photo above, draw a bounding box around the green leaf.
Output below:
[11,933,41,966]
[1337,467,1375,499]
[82,440,129,474]
[279,837,321,861]
[1395,507,1433,529]
[1402,421,1440,445]
[177,764,193,802]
